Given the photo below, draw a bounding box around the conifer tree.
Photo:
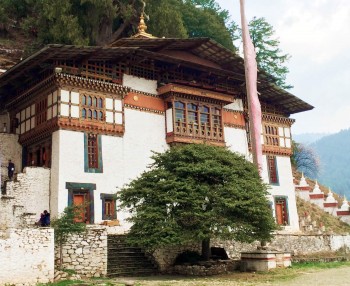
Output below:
[248,17,292,89]
[118,144,276,260]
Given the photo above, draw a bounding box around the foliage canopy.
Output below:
[248,17,292,89]
[118,144,276,255]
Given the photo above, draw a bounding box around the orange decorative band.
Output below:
[124,92,165,113]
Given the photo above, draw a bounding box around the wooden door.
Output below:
[73,191,90,223]
[275,203,284,225]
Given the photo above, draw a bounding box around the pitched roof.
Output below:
[0,38,313,114]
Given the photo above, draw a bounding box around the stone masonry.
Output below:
[0,167,50,229]
[55,225,108,278]
[0,132,22,188]
[0,228,54,286]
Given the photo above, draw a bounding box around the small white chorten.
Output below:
[325,188,337,203]
[340,197,349,211]
[299,173,309,187]
[312,181,323,194]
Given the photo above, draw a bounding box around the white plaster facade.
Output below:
[51,107,167,228]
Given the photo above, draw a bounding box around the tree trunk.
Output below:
[201,238,211,261]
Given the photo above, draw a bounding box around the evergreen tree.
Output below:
[248,17,292,89]
[118,144,276,260]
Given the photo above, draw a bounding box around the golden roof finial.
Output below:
[132,0,156,39]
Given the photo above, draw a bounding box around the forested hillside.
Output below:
[0,0,291,88]
[311,129,350,197]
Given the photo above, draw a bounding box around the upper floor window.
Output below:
[170,99,223,142]
[36,98,48,126]
[81,95,104,121]
[263,123,292,148]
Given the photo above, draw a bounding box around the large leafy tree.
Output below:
[248,17,292,89]
[0,0,237,51]
[118,144,276,260]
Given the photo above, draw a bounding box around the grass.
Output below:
[38,261,350,286]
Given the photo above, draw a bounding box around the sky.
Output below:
[216,0,350,135]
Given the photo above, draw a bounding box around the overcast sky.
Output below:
[216,0,350,135]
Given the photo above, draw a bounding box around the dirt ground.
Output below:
[110,266,350,286]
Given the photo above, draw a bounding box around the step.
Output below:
[108,259,155,266]
[107,270,156,277]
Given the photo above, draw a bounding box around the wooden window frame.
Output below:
[171,98,223,142]
[81,94,105,122]
[100,193,117,220]
[267,155,279,185]
[84,133,103,173]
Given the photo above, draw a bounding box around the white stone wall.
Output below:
[0,133,22,186]
[0,228,54,286]
[50,108,168,228]
[0,167,50,229]
[260,155,299,231]
[56,226,107,278]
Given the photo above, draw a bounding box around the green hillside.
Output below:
[311,129,350,197]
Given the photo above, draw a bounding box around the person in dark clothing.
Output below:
[39,210,50,226]
[7,160,15,180]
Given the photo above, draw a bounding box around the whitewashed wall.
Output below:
[224,127,249,158]
[261,155,299,231]
[50,108,168,229]
[0,228,54,286]
[123,74,157,94]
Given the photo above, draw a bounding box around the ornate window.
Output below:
[274,197,289,225]
[170,99,223,143]
[267,155,279,184]
[84,133,103,173]
[263,124,279,146]
[81,94,104,121]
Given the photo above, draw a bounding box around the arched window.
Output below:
[88,109,92,119]
[82,108,86,118]
[93,110,97,119]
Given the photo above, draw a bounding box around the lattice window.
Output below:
[172,99,223,141]
[267,155,278,184]
[81,94,104,121]
[36,97,48,126]
[87,134,99,169]
[263,124,279,146]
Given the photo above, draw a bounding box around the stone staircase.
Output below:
[107,235,158,277]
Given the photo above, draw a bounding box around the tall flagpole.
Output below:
[239,0,263,175]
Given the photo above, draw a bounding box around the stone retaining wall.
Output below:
[0,228,54,286]
[214,233,350,258]
[55,226,108,278]
[0,133,22,187]
[0,167,50,229]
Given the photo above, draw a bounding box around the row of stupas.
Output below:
[295,173,350,225]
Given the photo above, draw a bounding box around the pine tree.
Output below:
[248,17,292,89]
